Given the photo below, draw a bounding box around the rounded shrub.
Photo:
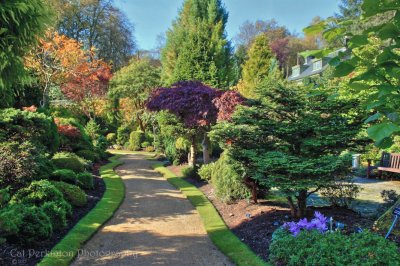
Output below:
[0,204,53,245]
[117,125,131,145]
[77,172,94,190]
[75,149,99,163]
[11,180,65,205]
[52,181,87,207]
[41,201,68,230]
[211,153,250,203]
[52,152,86,173]
[50,169,77,184]
[269,229,400,265]
[182,166,199,179]
[198,163,214,181]
[106,133,117,144]
[129,131,145,151]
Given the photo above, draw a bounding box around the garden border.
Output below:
[152,163,267,266]
[38,155,125,266]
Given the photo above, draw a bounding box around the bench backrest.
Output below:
[381,152,400,169]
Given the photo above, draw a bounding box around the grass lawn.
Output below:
[38,155,125,266]
[152,163,268,266]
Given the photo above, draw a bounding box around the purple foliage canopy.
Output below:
[146,81,245,128]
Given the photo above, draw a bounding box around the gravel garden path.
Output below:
[72,153,232,266]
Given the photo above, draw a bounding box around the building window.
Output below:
[313,60,322,71]
[292,67,300,77]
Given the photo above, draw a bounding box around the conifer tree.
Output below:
[161,0,233,89]
[237,34,276,99]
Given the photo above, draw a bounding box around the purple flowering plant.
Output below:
[283,211,328,236]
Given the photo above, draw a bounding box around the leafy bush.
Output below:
[77,172,94,190]
[94,135,108,152]
[269,229,400,265]
[198,163,214,181]
[50,169,77,184]
[0,141,54,190]
[106,133,117,144]
[52,181,87,207]
[117,124,131,145]
[182,166,199,179]
[320,179,360,207]
[52,152,87,173]
[55,117,93,152]
[129,131,145,151]
[84,119,100,141]
[11,180,65,206]
[141,141,151,148]
[0,204,53,245]
[76,149,99,163]
[211,153,250,203]
[0,108,59,153]
[41,201,68,229]
[0,188,10,208]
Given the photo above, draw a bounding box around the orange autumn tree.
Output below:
[26,31,112,117]
[25,31,85,107]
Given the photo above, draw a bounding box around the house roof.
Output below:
[287,47,347,81]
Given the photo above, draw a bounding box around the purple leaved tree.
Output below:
[146,81,244,166]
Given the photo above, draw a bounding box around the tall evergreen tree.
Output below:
[161,0,233,89]
[236,34,276,99]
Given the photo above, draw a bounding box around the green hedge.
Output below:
[38,155,124,266]
[152,163,266,266]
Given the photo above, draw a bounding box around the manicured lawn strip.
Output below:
[152,163,268,266]
[38,155,125,266]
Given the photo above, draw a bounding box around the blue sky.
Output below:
[114,0,340,50]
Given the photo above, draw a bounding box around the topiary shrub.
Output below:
[50,169,77,184]
[75,149,99,163]
[0,108,59,153]
[198,163,215,181]
[0,204,53,245]
[77,172,94,190]
[117,124,131,145]
[52,152,87,173]
[51,181,87,207]
[269,229,400,265]
[106,133,117,144]
[129,131,145,151]
[211,153,250,203]
[41,201,68,230]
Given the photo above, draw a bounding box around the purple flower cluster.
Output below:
[283,211,328,236]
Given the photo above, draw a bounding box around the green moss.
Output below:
[152,163,266,266]
[38,155,124,266]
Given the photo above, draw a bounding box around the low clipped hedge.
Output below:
[52,152,86,173]
[77,172,94,190]
[50,169,77,184]
[269,229,400,265]
[52,181,87,207]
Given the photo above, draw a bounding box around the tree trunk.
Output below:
[244,176,258,203]
[136,113,145,132]
[188,137,196,167]
[202,132,211,164]
[287,196,297,217]
[296,190,308,218]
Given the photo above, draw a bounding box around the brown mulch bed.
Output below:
[0,161,107,266]
[168,165,376,262]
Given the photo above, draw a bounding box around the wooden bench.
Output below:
[367,152,400,178]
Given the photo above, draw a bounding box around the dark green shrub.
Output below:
[0,108,59,153]
[198,163,214,181]
[77,172,94,190]
[94,135,108,152]
[55,117,93,152]
[84,119,100,141]
[269,229,400,265]
[106,133,117,144]
[320,179,360,207]
[0,204,53,245]
[52,152,87,173]
[117,124,131,145]
[41,201,68,230]
[50,169,77,184]
[129,131,145,151]
[182,167,199,179]
[211,153,250,203]
[11,180,65,205]
[0,188,10,208]
[52,181,87,207]
[75,149,99,163]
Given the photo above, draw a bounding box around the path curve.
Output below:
[72,153,233,266]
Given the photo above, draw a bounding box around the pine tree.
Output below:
[237,34,276,99]
[161,0,233,89]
